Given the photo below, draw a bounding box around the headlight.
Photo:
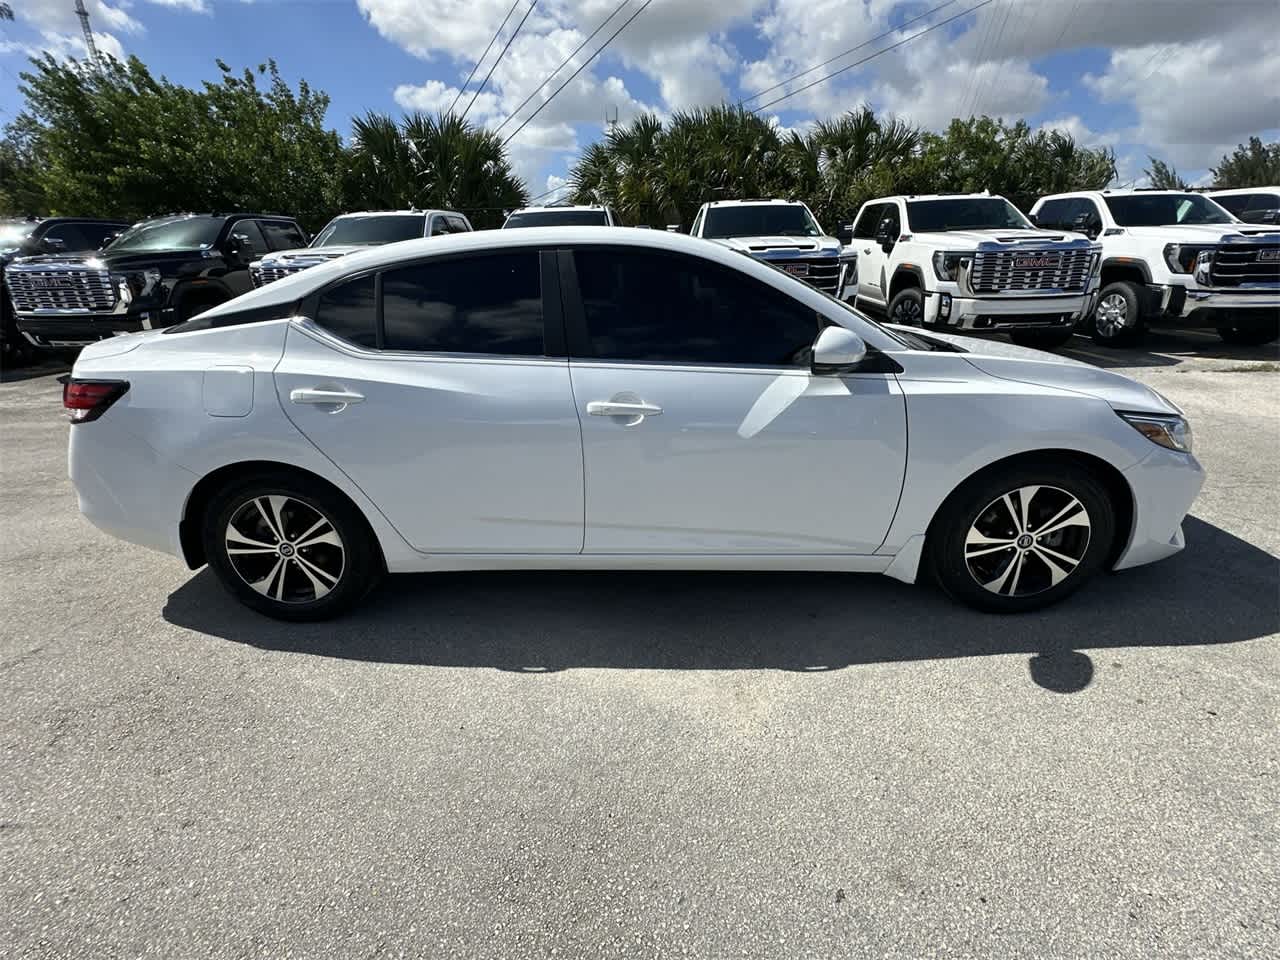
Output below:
[1163,243,1212,274]
[1119,411,1193,453]
[931,251,971,281]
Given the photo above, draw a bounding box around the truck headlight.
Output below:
[1163,243,1212,274]
[931,251,970,281]
[1118,411,1193,453]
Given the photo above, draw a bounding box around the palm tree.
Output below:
[345,111,528,228]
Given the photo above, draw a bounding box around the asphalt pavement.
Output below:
[2,331,1277,959]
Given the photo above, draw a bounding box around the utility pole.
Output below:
[74,0,100,64]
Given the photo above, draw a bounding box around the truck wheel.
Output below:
[887,287,925,327]
[1009,329,1075,350]
[1091,281,1145,346]
[1217,318,1279,346]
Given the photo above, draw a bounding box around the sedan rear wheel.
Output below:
[929,461,1115,613]
[203,472,381,620]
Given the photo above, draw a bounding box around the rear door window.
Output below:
[228,219,268,256]
[314,274,377,348]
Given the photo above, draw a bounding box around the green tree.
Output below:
[6,54,345,230]
[344,111,528,229]
[0,4,13,22]
[1144,156,1188,190]
[1211,137,1280,188]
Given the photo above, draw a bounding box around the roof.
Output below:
[704,199,808,207]
[330,209,456,218]
[509,204,608,213]
[198,226,825,320]
[873,193,1002,203]
[1206,186,1280,196]
[1039,188,1200,200]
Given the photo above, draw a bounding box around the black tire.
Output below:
[202,471,383,621]
[1091,280,1145,346]
[1009,328,1075,350]
[887,286,925,326]
[1216,317,1279,346]
[927,460,1116,614]
[176,295,225,323]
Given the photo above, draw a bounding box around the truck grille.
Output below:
[251,251,347,287]
[760,256,841,294]
[1211,244,1280,286]
[250,264,304,287]
[5,265,117,313]
[969,248,1092,294]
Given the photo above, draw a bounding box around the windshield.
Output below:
[905,198,1033,232]
[1103,193,1234,226]
[311,214,427,246]
[107,216,224,252]
[504,209,610,228]
[0,222,35,254]
[703,204,822,239]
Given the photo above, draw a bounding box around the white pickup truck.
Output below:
[847,193,1101,349]
[1031,189,1280,345]
[689,199,857,301]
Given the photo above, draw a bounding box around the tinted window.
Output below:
[229,219,267,254]
[445,215,472,233]
[702,205,822,239]
[1037,198,1100,231]
[504,210,610,228]
[1103,193,1232,226]
[573,248,819,366]
[1212,194,1250,215]
[1248,193,1280,212]
[260,220,308,250]
[1034,199,1068,228]
[314,273,377,348]
[905,198,1032,231]
[40,223,91,251]
[382,252,543,355]
[429,215,467,236]
[852,204,884,239]
[77,222,125,250]
[313,215,427,246]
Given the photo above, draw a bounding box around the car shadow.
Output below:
[1049,329,1280,369]
[162,516,1278,694]
[0,356,72,383]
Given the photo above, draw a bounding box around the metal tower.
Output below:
[74,0,100,63]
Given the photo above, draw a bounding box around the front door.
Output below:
[563,246,907,554]
[275,250,584,554]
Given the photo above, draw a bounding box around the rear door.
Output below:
[561,245,907,555]
[275,249,584,553]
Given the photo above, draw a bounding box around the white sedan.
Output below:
[63,227,1203,620]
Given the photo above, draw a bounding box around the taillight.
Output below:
[59,376,129,424]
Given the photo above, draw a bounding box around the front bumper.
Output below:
[1151,284,1280,326]
[1114,445,1205,572]
[17,309,174,348]
[924,289,1096,330]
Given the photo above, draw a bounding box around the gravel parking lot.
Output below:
[2,331,1278,960]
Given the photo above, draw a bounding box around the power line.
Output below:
[492,0,631,137]
[750,0,995,115]
[957,0,997,118]
[501,0,654,149]
[448,0,522,116]
[740,0,957,107]
[967,0,1013,119]
[460,0,538,124]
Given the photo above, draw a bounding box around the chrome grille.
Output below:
[1211,244,1280,286]
[760,256,841,294]
[969,248,1092,294]
[5,265,116,312]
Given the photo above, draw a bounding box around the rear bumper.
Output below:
[17,310,173,348]
[926,291,1095,330]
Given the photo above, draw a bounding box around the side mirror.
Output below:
[836,223,854,245]
[225,234,251,262]
[1071,214,1099,239]
[99,233,120,250]
[1027,213,1040,227]
[875,227,895,251]
[811,326,867,376]
[40,237,67,254]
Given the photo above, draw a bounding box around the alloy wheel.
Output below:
[224,495,346,603]
[892,296,923,325]
[964,485,1091,597]
[1095,293,1129,339]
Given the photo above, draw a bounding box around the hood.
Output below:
[712,235,842,255]
[905,328,1182,415]
[1117,224,1280,243]
[12,249,207,272]
[256,245,366,266]
[910,227,1089,247]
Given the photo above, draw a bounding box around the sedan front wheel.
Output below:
[929,461,1116,613]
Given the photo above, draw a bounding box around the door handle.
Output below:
[587,400,663,417]
[290,387,365,411]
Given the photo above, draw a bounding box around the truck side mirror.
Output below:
[40,237,67,254]
[836,223,854,245]
[225,234,251,262]
[99,233,120,250]
[875,226,894,251]
[1027,213,1040,227]
[1071,214,1099,239]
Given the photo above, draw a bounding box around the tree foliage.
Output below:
[570,107,1116,229]
[1143,156,1189,190]
[1211,137,1280,188]
[344,111,528,229]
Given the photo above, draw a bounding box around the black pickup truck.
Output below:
[5,212,307,350]
[2,217,129,365]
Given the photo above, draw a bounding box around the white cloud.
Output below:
[144,0,212,13]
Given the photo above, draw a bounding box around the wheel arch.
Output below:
[1099,258,1151,287]
[888,265,926,301]
[923,448,1135,571]
[178,459,386,572]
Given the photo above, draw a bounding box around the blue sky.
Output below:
[3,0,1277,205]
